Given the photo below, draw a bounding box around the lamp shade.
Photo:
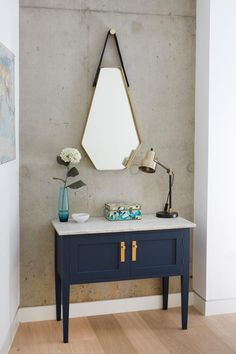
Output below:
[139,149,157,173]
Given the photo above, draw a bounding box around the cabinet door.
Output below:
[69,234,130,283]
[130,230,183,278]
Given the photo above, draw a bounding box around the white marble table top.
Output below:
[52,214,196,236]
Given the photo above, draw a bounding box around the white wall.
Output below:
[194,0,236,314]
[207,0,236,302]
[193,0,210,300]
[0,0,19,353]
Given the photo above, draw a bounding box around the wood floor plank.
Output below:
[139,308,234,354]
[10,318,105,354]
[115,312,170,354]
[9,307,236,354]
[88,314,137,354]
[204,314,236,352]
[10,337,104,354]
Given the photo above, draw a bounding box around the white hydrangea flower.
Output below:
[60,148,81,164]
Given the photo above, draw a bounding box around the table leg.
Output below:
[55,233,61,321]
[62,282,70,343]
[181,230,190,330]
[55,272,61,321]
[162,277,169,310]
[181,274,189,329]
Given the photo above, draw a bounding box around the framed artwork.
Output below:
[0,42,15,164]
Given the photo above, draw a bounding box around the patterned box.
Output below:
[105,202,142,221]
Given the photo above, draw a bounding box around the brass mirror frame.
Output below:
[82,66,141,170]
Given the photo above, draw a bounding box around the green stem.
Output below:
[64,164,70,188]
[53,177,66,183]
[61,164,70,218]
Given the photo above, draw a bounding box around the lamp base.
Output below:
[156,210,178,218]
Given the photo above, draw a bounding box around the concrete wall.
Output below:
[20,0,196,307]
[0,1,19,353]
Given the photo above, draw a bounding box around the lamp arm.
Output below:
[169,173,172,210]
[154,159,174,211]
[154,159,171,174]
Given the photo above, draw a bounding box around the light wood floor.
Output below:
[9,307,236,354]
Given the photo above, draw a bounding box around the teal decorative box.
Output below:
[105,202,142,221]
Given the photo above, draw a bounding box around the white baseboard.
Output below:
[193,292,206,314]
[18,292,194,323]
[1,310,19,354]
[193,292,236,316]
[19,291,236,323]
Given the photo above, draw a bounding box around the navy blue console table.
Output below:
[52,215,196,343]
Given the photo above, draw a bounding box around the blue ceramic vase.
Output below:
[58,187,69,222]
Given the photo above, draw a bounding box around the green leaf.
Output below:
[67,180,86,189]
[56,155,69,166]
[53,177,66,183]
[67,167,79,177]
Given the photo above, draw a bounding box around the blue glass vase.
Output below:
[58,187,69,222]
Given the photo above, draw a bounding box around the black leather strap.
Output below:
[92,29,129,87]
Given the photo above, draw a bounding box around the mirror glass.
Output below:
[82,67,141,170]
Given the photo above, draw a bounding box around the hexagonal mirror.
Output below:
[82,67,141,170]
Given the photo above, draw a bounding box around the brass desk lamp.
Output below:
[139,148,178,218]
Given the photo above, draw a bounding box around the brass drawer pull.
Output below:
[120,241,126,262]
[132,240,137,261]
